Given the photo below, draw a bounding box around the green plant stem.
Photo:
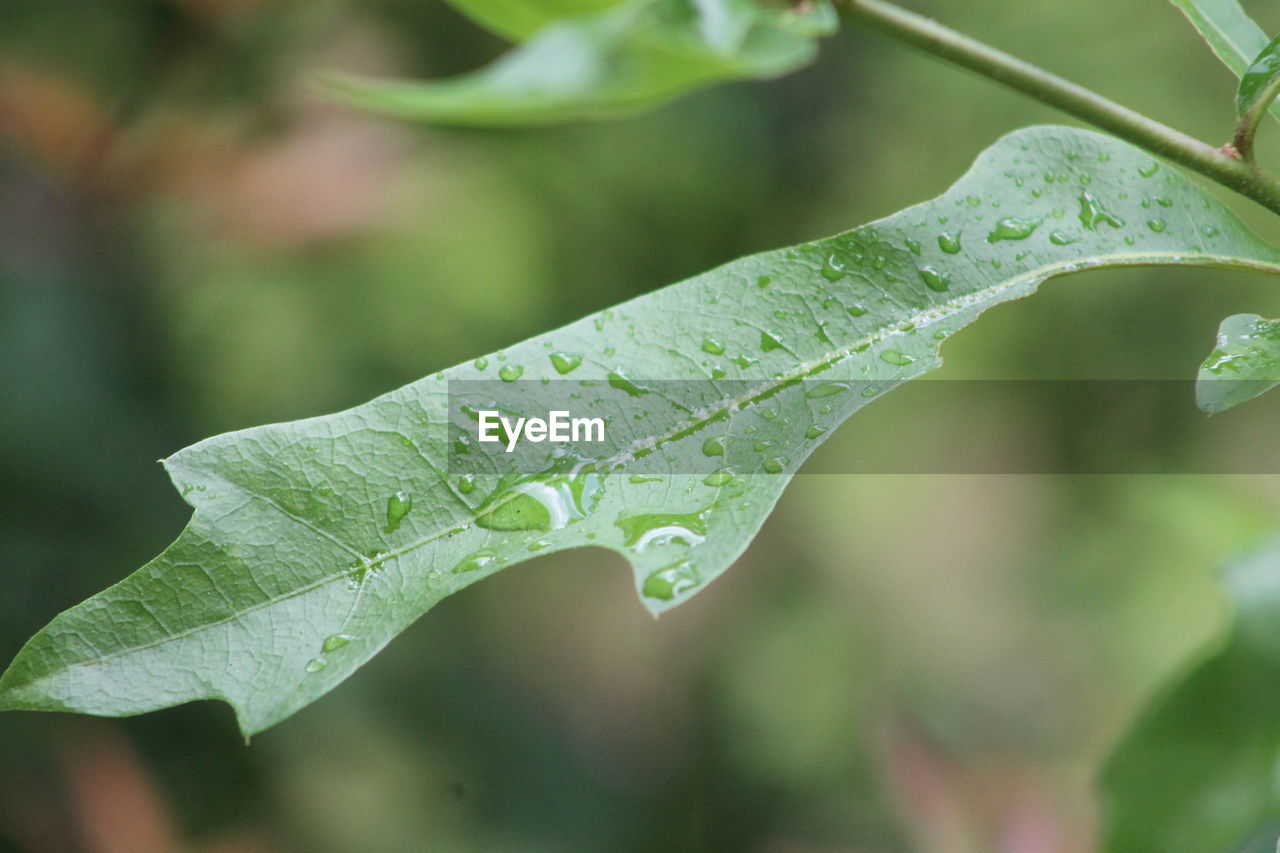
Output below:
[841,0,1280,217]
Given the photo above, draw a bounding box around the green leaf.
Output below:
[1168,0,1280,125]
[1236,33,1280,155]
[1197,313,1280,412]
[442,0,623,41]
[1169,0,1269,75]
[324,0,838,126]
[3,126,1279,736]
[1101,538,1280,853]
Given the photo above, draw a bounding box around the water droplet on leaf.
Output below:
[762,457,787,474]
[608,372,650,397]
[704,468,735,487]
[453,549,499,574]
[918,266,951,292]
[384,491,412,533]
[820,255,847,281]
[323,634,353,653]
[550,352,582,374]
[642,561,699,601]
[1078,191,1124,230]
[806,382,848,398]
[987,217,1042,243]
[617,510,709,551]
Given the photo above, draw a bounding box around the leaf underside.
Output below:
[442,0,623,42]
[1102,538,1280,853]
[324,0,837,126]
[3,126,1279,736]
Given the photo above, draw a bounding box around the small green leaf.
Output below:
[3,127,1279,736]
[325,0,838,126]
[1169,0,1269,75]
[443,0,623,41]
[1235,33,1280,156]
[1197,313,1280,412]
[1102,538,1280,853]
[1168,1,1280,126]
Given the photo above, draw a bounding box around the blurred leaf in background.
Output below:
[1103,538,1280,853]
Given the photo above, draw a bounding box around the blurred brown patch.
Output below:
[153,106,414,248]
[0,61,110,176]
[60,725,184,853]
[881,718,1089,853]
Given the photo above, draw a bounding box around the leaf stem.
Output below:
[840,0,1280,217]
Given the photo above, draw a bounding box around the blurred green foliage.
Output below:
[2,1,1280,851]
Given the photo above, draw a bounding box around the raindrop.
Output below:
[918,266,951,292]
[323,634,353,653]
[499,364,524,382]
[642,561,699,601]
[704,468,735,487]
[806,382,849,398]
[820,255,847,281]
[476,467,602,532]
[452,549,499,574]
[616,510,709,551]
[608,372,650,397]
[1078,191,1125,230]
[550,352,583,374]
[384,491,412,534]
[987,217,1042,243]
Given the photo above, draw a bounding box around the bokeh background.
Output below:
[3,1,1280,850]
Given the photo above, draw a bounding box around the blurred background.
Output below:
[3,1,1280,850]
